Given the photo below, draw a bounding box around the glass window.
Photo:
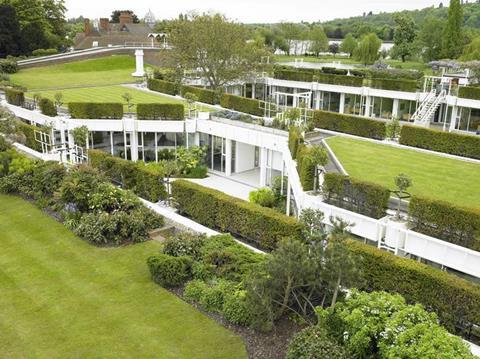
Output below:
[143,132,156,162]
[112,132,124,158]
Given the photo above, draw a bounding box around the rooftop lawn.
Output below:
[11,55,139,90]
[325,136,480,210]
[28,85,216,113]
[0,194,246,358]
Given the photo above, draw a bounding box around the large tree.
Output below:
[354,33,381,65]
[391,14,417,62]
[340,33,357,57]
[0,4,22,57]
[442,0,464,58]
[168,13,268,91]
[309,26,328,57]
[417,16,445,62]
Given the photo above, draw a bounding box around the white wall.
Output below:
[235,142,256,173]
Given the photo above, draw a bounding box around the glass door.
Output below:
[212,136,226,173]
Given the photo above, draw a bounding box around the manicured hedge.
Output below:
[5,88,24,106]
[38,98,57,117]
[313,110,386,140]
[288,126,303,159]
[147,254,192,288]
[458,86,480,101]
[171,180,302,250]
[399,125,480,160]
[296,145,316,191]
[347,240,480,332]
[323,173,390,219]
[68,103,123,119]
[409,196,480,251]
[136,103,184,121]
[16,120,44,152]
[181,85,216,105]
[369,78,418,92]
[273,68,363,87]
[32,48,58,57]
[88,149,167,202]
[147,78,177,96]
[220,94,264,117]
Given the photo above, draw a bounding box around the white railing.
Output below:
[412,89,446,125]
[282,145,305,211]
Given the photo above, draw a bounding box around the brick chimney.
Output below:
[119,12,133,29]
[99,18,109,31]
[83,18,91,35]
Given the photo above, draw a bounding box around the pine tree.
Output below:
[442,0,464,58]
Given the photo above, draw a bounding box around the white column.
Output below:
[364,96,372,118]
[286,180,291,216]
[225,139,232,177]
[339,93,346,114]
[259,147,267,187]
[132,49,145,77]
[130,131,139,161]
[293,88,298,107]
[252,83,256,99]
[392,99,399,120]
[315,91,321,110]
[450,106,459,132]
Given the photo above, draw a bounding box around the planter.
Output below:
[383,217,409,250]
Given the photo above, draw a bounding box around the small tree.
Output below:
[54,92,63,109]
[393,173,412,219]
[183,92,198,118]
[329,43,340,58]
[310,145,329,191]
[299,208,327,246]
[122,92,133,112]
[391,14,417,62]
[71,125,89,148]
[354,33,381,65]
[309,26,328,57]
[386,118,401,140]
[340,34,357,57]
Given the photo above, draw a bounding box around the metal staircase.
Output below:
[412,89,446,126]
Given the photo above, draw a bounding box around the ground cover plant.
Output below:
[0,194,247,358]
[325,136,480,209]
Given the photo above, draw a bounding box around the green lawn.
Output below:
[325,136,480,209]
[0,195,246,358]
[28,85,216,113]
[11,55,139,90]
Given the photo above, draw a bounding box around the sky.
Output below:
[65,0,447,23]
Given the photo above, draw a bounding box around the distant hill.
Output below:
[320,2,480,40]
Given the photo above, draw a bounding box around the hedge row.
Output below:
[16,120,43,152]
[220,94,264,117]
[312,110,386,140]
[296,145,316,191]
[409,196,480,251]
[274,68,363,87]
[147,78,177,96]
[5,88,24,106]
[181,85,216,105]
[323,173,390,219]
[399,125,480,160]
[68,103,123,119]
[458,86,480,101]
[369,78,418,92]
[171,180,302,250]
[137,103,184,121]
[88,149,167,202]
[288,126,303,160]
[38,98,57,117]
[347,240,480,332]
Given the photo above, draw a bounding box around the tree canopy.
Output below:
[391,14,417,62]
[354,33,381,65]
[443,0,464,58]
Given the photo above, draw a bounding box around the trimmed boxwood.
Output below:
[323,173,390,219]
[181,85,216,105]
[147,254,192,288]
[409,196,480,251]
[147,78,177,96]
[369,78,418,92]
[313,110,386,140]
[68,102,123,119]
[399,125,480,160]
[171,180,302,250]
[137,103,184,121]
[458,86,480,101]
[5,88,24,106]
[347,239,480,332]
[38,98,57,117]
[220,93,264,117]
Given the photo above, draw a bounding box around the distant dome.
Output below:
[144,9,156,27]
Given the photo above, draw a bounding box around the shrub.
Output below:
[199,280,236,313]
[162,232,206,260]
[68,103,123,119]
[409,196,480,251]
[399,125,480,159]
[147,78,177,95]
[0,136,10,152]
[172,180,302,250]
[286,326,348,359]
[312,110,386,140]
[38,98,57,117]
[296,145,316,191]
[15,120,44,152]
[5,88,25,106]
[369,78,418,92]
[347,240,480,333]
[136,103,184,121]
[220,94,264,117]
[0,59,18,74]
[184,280,209,303]
[323,173,391,219]
[31,48,58,57]
[459,86,480,100]
[288,126,303,159]
[249,187,276,208]
[222,289,253,326]
[182,165,208,179]
[181,85,216,104]
[147,254,192,288]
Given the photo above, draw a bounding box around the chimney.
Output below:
[119,12,133,29]
[100,18,109,31]
[84,18,91,35]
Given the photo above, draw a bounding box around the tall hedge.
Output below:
[409,196,480,251]
[313,110,386,140]
[347,240,480,333]
[147,78,177,96]
[296,145,316,191]
[88,150,167,202]
[399,125,480,160]
[38,98,57,117]
[323,173,390,219]
[5,88,24,106]
[273,68,363,87]
[68,103,123,119]
[171,180,302,250]
[220,94,264,117]
[181,85,216,105]
[369,78,418,92]
[137,103,184,121]
[458,86,480,101]
[288,126,303,159]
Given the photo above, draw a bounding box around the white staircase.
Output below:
[412,89,446,126]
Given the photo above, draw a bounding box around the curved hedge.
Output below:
[313,110,386,140]
[458,86,480,101]
[136,103,184,121]
[68,103,123,119]
[347,240,480,333]
[147,78,177,96]
[220,94,264,117]
[5,88,24,106]
[409,196,480,251]
[171,180,302,250]
[38,98,57,117]
[181,85,216,105]
[399,125,480,160]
